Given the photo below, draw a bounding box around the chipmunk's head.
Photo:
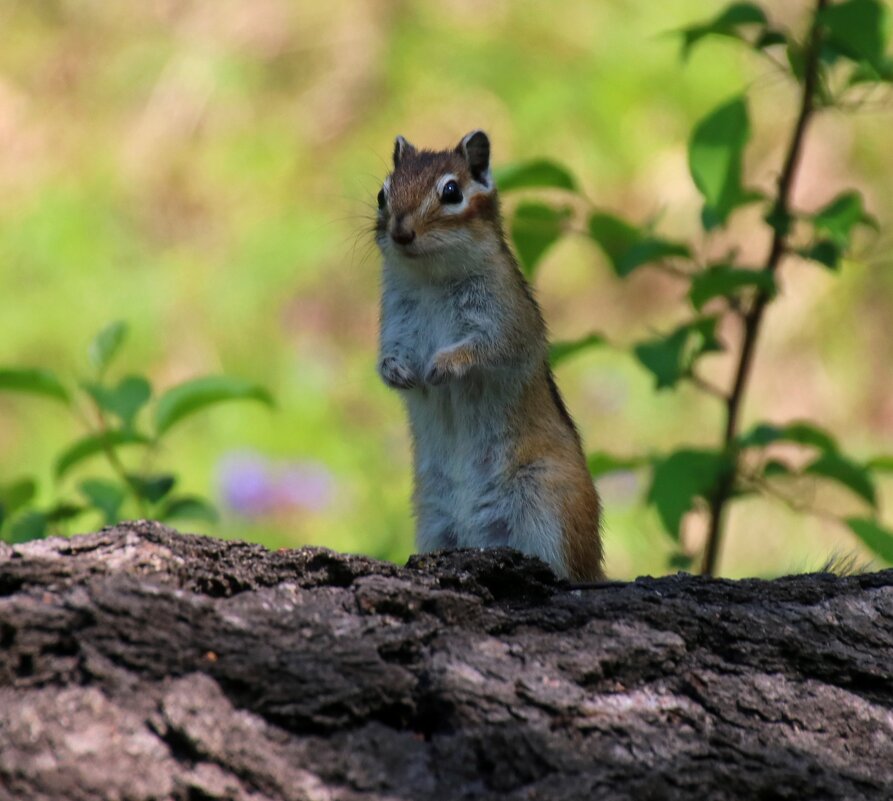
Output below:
[375,130,501,263]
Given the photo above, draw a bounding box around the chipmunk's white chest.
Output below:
[385,273,505,440]
[403,283,458,368]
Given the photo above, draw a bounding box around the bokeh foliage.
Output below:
[1,0,892,576]
[507,0,893,573]
[0,321,271,540]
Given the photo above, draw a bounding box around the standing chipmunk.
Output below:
[375,130,603,581]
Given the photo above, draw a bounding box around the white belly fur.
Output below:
[399,290,567,576]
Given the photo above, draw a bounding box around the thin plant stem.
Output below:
[700,0,829,576]
[687,371,728,401]
[90,403,149,519]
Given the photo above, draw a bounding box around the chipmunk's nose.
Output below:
[392,229,416,245]
[391,215,416,246]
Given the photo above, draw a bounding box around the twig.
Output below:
[742,471,841,525]
[687,371,728,400]
[651,260,698,280]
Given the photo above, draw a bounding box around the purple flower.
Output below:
[218,453,277,516]
[217,451,335,518]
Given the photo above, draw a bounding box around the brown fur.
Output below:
[378,150,501,246]
[513,368,604,581]
[433,345,476,374]
[446,191,501,227]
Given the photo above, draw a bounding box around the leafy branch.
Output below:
[0,322,273,543]
[702,0,830,576]
[501,0,893,574]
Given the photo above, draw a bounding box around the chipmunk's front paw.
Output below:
[425,348,471,386]
[379,356,418,390]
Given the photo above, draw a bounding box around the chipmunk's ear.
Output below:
[393,135,416,168]
[457,130,491,185]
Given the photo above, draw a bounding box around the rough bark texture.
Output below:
[1,522,892,801]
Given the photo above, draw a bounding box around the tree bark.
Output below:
[1,521,891,801]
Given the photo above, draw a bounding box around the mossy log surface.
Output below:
[1,522,892,800]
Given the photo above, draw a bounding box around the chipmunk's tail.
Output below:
[815,549,872,576]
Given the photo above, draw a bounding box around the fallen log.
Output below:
[1,521,891,800]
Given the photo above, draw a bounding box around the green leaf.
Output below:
[848,56,893,84]
[54,431,151,480]
[494,160,577,192]
[755,29,787,50]
[688,96,759,229]
[587,452,646,478]
[635,329,689,390]
[7,511,47,543]
[689,264,776,310]
[763,459,792,478]
[588,213,636,275]
[154,376,274,437]
[0,368,70,404]
[648,449,735,541]
[680,3,768,57]
[510,203,571,277]
[867,456,893,472]
[588,213,690,278]
[550,333,608,367]
[633,318,722,390]
[787,41,806,81]
[737,421,838,452]
[845,517,893,563]
[811,191,878,248]
[79,479,126,525]
[89,321,128,374]
[819,0,888,71]
[0,478,37,531]
[126,473,176,504]
[158,495,219,524]
[3,503,81,541]
[668,551,695,571]
[84,375,152,429]
[802,239,842,270]
[790,424,839,451]
[764,203,793,237]
[806,451,876,507]
[45,502,86,523]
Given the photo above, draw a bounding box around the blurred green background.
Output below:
[1,0,891,578]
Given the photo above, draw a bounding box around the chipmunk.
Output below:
[375,130,603,581]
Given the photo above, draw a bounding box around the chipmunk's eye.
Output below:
[377,188,386,210]
[440,180,463,205]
